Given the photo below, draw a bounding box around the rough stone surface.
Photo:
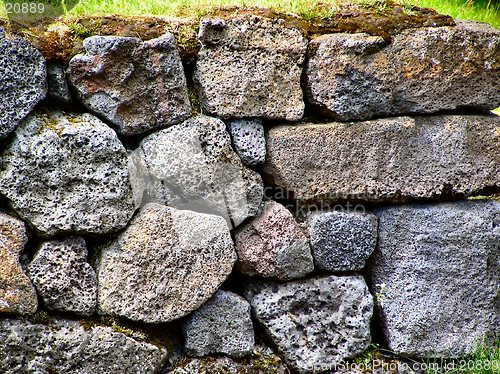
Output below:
[97,203,236,323]
[28,237,97,316]
[47,62,72,103]
[183,290,254,358]
[245,275,373,373]
[0,318,168,373]
[0,111,135,237]
[234,201,313,280]
[306,21,500,120]
[194,16,307,120]
[367,201,500,358]
[307,211,378,271]
[130,115,263,228]
[264,115,500,203]
[227,119,266,165]
[171,345,287,373]
[0,32,47,139]
[68,34,191,135]
[0,212,37,315]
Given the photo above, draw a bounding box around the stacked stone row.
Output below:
[0,13,499,374]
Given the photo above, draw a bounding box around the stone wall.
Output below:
[0,12,499,374]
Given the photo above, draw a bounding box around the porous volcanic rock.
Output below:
[0,111,135,237]
[183,290,254,358]
[68,34,191,135]
[264,115,500,203]
[129,115,263,228]
[28,237,97,316]
[97,203,236,323]
[0,212,37,315]
[245,275,373,373]
[306,21,500,120]
[307,211,378,271]
[227,118,266,166]
[0,318,169,373]
[234,201,313,280]
[367,201,500,357]
[47,62,72,103]
[194,15,307,121]
[0,32,46,139]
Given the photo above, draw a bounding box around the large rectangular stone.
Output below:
[305,21,500,120]
[264,115,500,203]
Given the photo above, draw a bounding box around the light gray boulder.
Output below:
[194,15,307,121]
[183,290,254,358]
[0,32,47,139]
[97,203,236,323]
[0,318,169,373]
[47,62,72,103]
[0,111,135,237]
[227,118,266,165]
[307,211,378,271]
[129,115,263,228]
[0,212,37,315]
[234,201,314,280]
[28,237,97,316]
[245,275,373,373]
[68,34,191,135]
[306,21,500,120]
[367,201,500,357]
[264,115,500,203]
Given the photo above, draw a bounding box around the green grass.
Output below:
[0,0,499,27]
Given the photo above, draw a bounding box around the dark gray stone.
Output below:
[306,21,500,120]
[183,290,254,358]
[28,237,97,316]
[0,318,169,373]
[245,275,373,373]
[367,201,500,357]
[0,33,46,139]
[0,111,135,237]
[227,119,266,165]
[308,211,378,271]
[47,62,72,103]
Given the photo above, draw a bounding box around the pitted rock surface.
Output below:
[69,34,191,135]
[0,111,135,237]
[227,118,266,166]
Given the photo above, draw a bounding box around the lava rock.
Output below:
[0,318,169,373]
[68,34,191,135]
[183,290,254,358]
[194,15,307,120]
[234,201,313,280]
[245,275,373,373]
[367,201,500,358]
[307,211,378,271]
[129,115,263,228]
[0,212,37,315]
[47,62,72,103]
[97,203,236,323]
[0,111,135,237]
[306,21,500,120]
[0,32,46,139]
[264,115,500,203]
[28,237,97,316]
[227,118,266,165]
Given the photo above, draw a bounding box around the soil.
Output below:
[0,1,454,64]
